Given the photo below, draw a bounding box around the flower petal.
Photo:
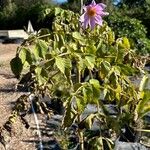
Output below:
[89,17,96,30]
[94,6,105,15]
[97,3,106,9]
[91,0,96,6]
[79,1,109,30]
[101,12,109,16]
[94,4,108,16]
[79,13,86,22]
[80,13,89,29]
[83,5,88,12]
[96,10,109,16]
[83,14,89,29]
[95,15,103,26]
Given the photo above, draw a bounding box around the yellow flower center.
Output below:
[87,7,96,17]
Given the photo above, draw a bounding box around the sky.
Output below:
[54,0,120,4]
[55,0,67,3]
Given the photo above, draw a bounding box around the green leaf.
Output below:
[19,48,27,64]
[64,68,72,85]
[26,49,33,64]
[108,30,115,44]
[63,97,75,127]
[55,56,65,74]
[84,114,95,129]
[136,90,150,118]
[123,37,130,49]
[89,79,100,89]
[103,88,108,99]
[140,106,150,118]
[117,37,130,49]
[99,61,111,79]
[72,32,82,40]
[88,137,104,150]
[55,7,62,16]
[34,39,48,59]
[19,47,33,65]
[85,55,95,69]
[86,45,97,54]
[38,39,48,57]
[76,96,86,113]
[102,138,114,150]
[74,83,83,91]
[139,75,149,91]
[78,113,95,129]
[115,84,122,100]
[82,86,93,103]
[10,56,23,79]
[75,53,86,71]
[89,79,101,103]
[35,67,48,86]
[65,58,72,69]
[118,64,138,76]
[58,34,65,48]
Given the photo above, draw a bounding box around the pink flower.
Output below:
[80,0,109,30]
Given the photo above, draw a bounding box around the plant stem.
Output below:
[80,0,84,14]
[78,129,84,150]
[77,115,84,150]
[77,67,81,83]
[89,70,93,79]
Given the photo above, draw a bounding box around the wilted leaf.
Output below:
[99,61,111,79]
[76,96,86,113]
[139,75,149,91]
[63,97,75,127]
[10,56,23,78]
[84,114,95,129]
[82,86,93,103]
[136,90,150,118]
[88,137,104,150]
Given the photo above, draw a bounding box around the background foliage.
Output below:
[0,0,150,55]
[0,0,55,30]
[107,12,150,54]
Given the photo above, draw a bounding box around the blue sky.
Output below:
[55,0,120,4]
[55,0,67,3]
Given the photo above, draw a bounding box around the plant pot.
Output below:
[114,140,147,150]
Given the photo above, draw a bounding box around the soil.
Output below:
[0,43,68,150]
[0,44,37,150]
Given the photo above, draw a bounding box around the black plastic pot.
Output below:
[114,140,147,150]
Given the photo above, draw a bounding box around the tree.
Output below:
[61,0,114,13]
[119,0,145,7]
[0,0,12,8]
[118,0,150,37]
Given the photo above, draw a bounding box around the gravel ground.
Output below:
[0,44,37,150]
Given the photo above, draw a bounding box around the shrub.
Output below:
[10,7,150,149]
[0,2,54,30]
[107,12,150,55]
